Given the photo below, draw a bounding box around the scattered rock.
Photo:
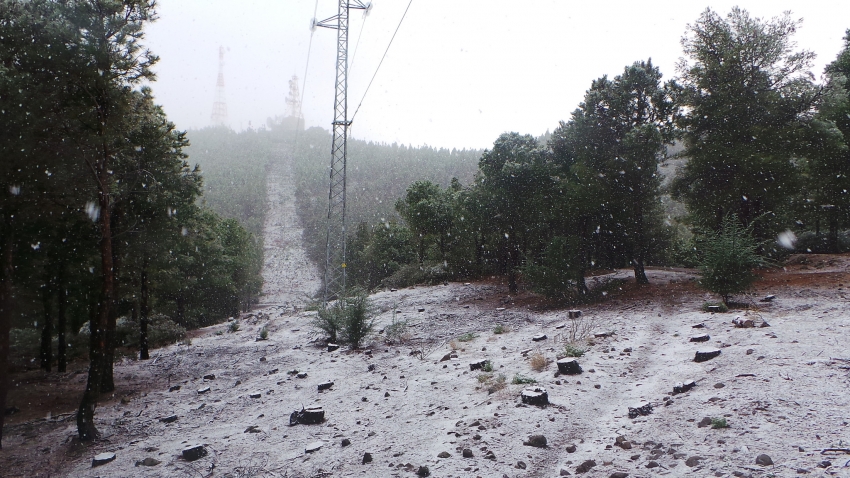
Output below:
[714,382,725,388]
[135,457,161,467]
[818,460,831,468]
[685,456,702,467]
[203,374,215,380]
[628,403,653,418]
[417,308,426,313]
[532,334,547,342]
[521,386,549,406]
[92,452,116,467]
[560,469,572,476]
[797,468,810,473]
[341,438,351,447]
[694,348,722,363]
[569,310,582,319]
[416,465,430,476]
[440,352,458,362]
[755,454,773,466]
[318,381,334,391]
[646,461,659,468]
[610,473,629,478]
[557,358,583,375]
[515,461,527,469]
[160,414,178,423]
[362,452,373,464]
[244,425,261,433]
[746,349,755,355]
[523,435,547,448]
[692,323,706,328]
[437,451,451,458]
[296,372,308,379]
[698,417,713,428]
[760,294,775,302]
[690,334,710,342]
[168,385,181,392]
[732,317,755,328]
[327,343,340,352]
[384,392,390,397]
[566,444,577,453]
[576,459,597,473]
[249,392,262,399]
[462,448,473,458]
[197,387,210,394]
[182,445,207,462]
[615,436,632,449]
[305,441,323,453]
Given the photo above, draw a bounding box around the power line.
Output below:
[348,11,368,77]
[351,0,413,122]
[298,0,320,125]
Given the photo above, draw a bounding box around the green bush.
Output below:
[228,321,241,333]
[523,236,587,302]
[338,292,377,348]
[312,291,377,348]
[493,324,507,334]
[711,417,729,429]
[482,360,494,372]
[698,215,768,305]
[512,374,537,384]
[561,344,586,358]
[457,332,476,342]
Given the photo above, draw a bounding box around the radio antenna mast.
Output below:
[313,0,370,302]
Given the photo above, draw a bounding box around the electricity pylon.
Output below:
[313,0,370,302]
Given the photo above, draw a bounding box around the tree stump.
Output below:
[568,310,582,319]
[469,360,489,371]
[689,334,710,342]
[694,349,721,363]
[318,381,334,391]
[290,406,325,425]
[706,305,723,313]
[182,445,207,461]
[673,380,696,394]
[556,358,582,375]
[92,452,116,467]
[327,343,340,352]
[520,387,549,406]
[532,334,547,342]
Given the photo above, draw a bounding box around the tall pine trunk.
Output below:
[40,279,53,372]
[100,210,121,392]
[139,265,149,360]
[57,267,67,373]
[0,223,14,449]
[77,173,114,441]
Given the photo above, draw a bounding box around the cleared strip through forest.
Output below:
[259,151,321,307]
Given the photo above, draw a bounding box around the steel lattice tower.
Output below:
[314,0,370,302]
[210,46,228,126]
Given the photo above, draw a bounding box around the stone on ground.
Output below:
[91,452,116,467]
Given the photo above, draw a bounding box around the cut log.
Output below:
[327,343,340,352]
[290,406,325,425]
[520,386,549,406]
[568,310,582,319]
[318,381,334,391]
[532,334,547,342]
[556,358,582,375]
[694,349,721,363]
[689,334,710,342]
[706,305,723,313]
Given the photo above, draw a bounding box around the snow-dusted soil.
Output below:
[260,155,321,308]
[3,256,850,478]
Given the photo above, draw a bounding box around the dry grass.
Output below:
[449,339,459,351]
[529,352,547,372]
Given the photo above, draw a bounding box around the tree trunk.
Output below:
[57,267,67,373]
[632,257,649,285]
[139,266,149,360]
[828,215,839,253]
[100,210,121,393]
[77,185,113,441]
[0,224,14,449]
[40,280,53,372]
[176,295,185,325]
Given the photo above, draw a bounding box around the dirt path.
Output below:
[260,154,321,308]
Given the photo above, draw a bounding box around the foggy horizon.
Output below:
[145,1,850,150]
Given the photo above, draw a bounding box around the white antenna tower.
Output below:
[210,46,228,126]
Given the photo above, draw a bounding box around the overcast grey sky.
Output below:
[144,1,850,150]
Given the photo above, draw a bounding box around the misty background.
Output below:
[145,0,850,150]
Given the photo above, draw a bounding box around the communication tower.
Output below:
[210,46,228,126]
